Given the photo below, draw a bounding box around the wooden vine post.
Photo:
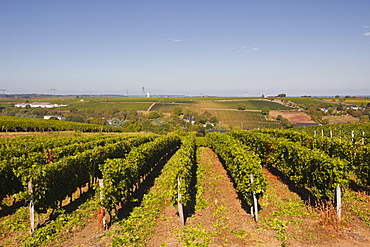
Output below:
[98,179,107,230]
[336,185,341,221]
[28,181,35,232]
[362,131,365,145]
[250,174,259,223]
[177,177,185,225]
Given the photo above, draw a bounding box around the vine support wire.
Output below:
[28,181,35,232]
[250,174,259,223]
[177,177,185,225]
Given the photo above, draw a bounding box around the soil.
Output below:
[269,110,315,124]
[147,147,280,246]
[322,115,359,124]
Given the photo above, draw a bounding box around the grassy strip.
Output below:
[110,136,195,246]
[258,173,312,245]
[343,191,370,227]
[177,147,210,246]
[0,191,99,247]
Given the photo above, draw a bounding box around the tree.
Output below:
[337,103,345,111]
[111,118,124,127]
[122,120,142,132]
[148,111,162,119]
[237,104,246,111]
[261,107,270,116]
[281,118,292,127]
[276,93,286,97]
[66,115,85,123]
[322,119,330,125]
[209,116,218,123]
[173,107,183,116]
[359,115,369,123]
[127,109,138,120]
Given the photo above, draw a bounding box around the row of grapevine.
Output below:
[259,128,370,187]
[230,131,349,201]
[258,129,355,162]
[296,122,370,144]
[0,116,124,132]
[0,135,95,160]
[0,135,144,203]
[206,132,267,206]
[110,136,196,245]
[1,136,153,214]
[162,135,197,208]
[99,134,181,218]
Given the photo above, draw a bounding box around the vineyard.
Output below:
[0,123,370,246]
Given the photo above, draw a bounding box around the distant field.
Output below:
[269,110,315,124]
[322,115,359,124]
[199,100,293,110]
[321,98,370,107]
[65,101,152,111]
[150,102,198,112]
[287,97,335,108]
[206,109,281,129]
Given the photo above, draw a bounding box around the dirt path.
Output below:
[148,148,370,247]
[148,147,279,246]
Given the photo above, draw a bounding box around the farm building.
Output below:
[295,123,321,127]
[346,105,359,110]
[15,102,67,108]
[44,115,66,120]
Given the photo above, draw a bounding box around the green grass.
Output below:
[287,97,335,108]
[150,102,196,112]
[65,101,152,111]
[199,100,293,110]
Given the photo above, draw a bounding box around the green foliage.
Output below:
[162,135,197,207]
[147,111,162,119]
[99,134,181,214]
[261,128,370,187]
[121,120,142,132]
[0,116,124,132]
[173,106,183,116]
[261,106,270,116]
[277,93,287,97]
[110,135,188,246]
[237,104,246,110]
[23,195,99,247]
[206,132,267,206]
[230,130,350,201]
[0,135,124,203]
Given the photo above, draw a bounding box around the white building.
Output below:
[15,102,67,108]
[44,115,66,120]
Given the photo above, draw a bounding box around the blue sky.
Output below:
[1,0,369,96]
